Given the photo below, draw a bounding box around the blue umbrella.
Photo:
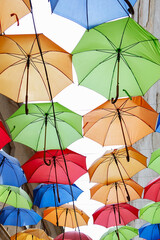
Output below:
[33,183,83,208]
[0,150,27,187]
[156,113,160,132]
[139,223,160,240]
[49,0,137,30]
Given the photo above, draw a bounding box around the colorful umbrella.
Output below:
[11,228,52,240]
[0,120,11,149]
[148,148,160,174]
[100,225,138,240]
[72,17,160,101]
[49,0,136,30]
[43,204,89,228]
[6,102,82,152]
[22,149,87,184]
[143,176,160,202]
[90,179,143,205]
[0,150,27,187]
[33,183,83,208]
[139,223,160,240]
[93,203,138,228]
[139,202,160,224]
[0,0,31,34]
[55,231,92,240]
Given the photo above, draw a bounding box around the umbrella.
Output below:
[0,150,27,187]
[54,231,92,240]
[33,183,83,208]
[22,149,87,184]
[92,203,138,228]
[139,223,160,240]
[43,204,89,228]
[148,148,160,174]
[139,202,160,224]
[0,120,11,149]
[100,225,138,240]
[72,17,160,102]
[0,0,31,34]
[0,34,73,113]
[11,228,52,240]
[90,179,143,205]
[6,102,82,152]
[143,176,160,202]
[49,0,136,30]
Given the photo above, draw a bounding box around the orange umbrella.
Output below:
[90,179,143,205]
[43,204,89,228]
[0,0,31,34]
[11,228,52,240]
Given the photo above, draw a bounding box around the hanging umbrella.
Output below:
[139,223,160,240]
[90,179,143,205]
[72,17,160,102]
[11,228,52,240]
[100,225,138,240]
[92,203,138,228]
[33,183,83,208]
[22,149,87,184]
[6,102,82,152]
[0,150,27,187]
[0,0,31,34]
[54,231,92,240]
[143,176,160,202]
[148,148,160,174]
[0,120,11,149]
[43,204,89,228]
[139,202,160,224]
[49,0,136,30]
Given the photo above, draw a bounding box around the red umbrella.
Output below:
[0,120,11,149]
[54,231,92,240]
[92,203,138,228]
[22,149,87,184]
[143,176,160,202]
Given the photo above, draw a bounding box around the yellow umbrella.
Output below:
[0,0,31,34]
[10,228,52,240]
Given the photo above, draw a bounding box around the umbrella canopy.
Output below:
[55,231,92,240]
[139,223,160,240]
[93,203,138,228]
[83,96,158,147]
[139,202,160,224]
[90,179,143,205]
[88,147,147,184]
[0,150,27,187]
[143,176,160,202]
[49,0,136,30]
[0,206,42,226]
[11,228,52,240]
[0,120,11,149]
[100,225,138,240]
[43,204,89,228]
[6,102,82,151]
[0,0,31,34]
[33,183,83,208]
[22,149,87,184]
[72,17,160,101]
[0,34,73,104]
[0,185,32,209]
[148,148,160,174]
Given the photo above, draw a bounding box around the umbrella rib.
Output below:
[108,57,118,99]
[3,36,27,57]
[5,160,21,186]
[48,161,54,183]
[117,0,130,16]
[118,182,128,202]
[122,38,159,52]
[119,17,130,49]
[35,120,45,151]
[119,114,132,146]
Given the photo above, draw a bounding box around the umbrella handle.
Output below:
[10,13,19,26]
[124,0,134,14]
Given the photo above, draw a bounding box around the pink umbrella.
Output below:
[143,176,160,202]
[54,231,92,240]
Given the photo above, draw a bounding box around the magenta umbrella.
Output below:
[92,203,138,228]
[143,176,160,202]
[54,231,92,240]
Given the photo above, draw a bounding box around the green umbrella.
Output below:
[139,202,160,224]
[6,102,82,152]
[148,148,160,174]
[100,225,138,240]
[72,17,160,103]
[0,185,32,210]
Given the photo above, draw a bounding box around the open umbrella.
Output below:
[143,176,160,202]
[0,150,27,187]
[55,231,92,240]
[72,17,160,102]
[49,0,136,30]
[0,0,31,34]
[148,148,160,174]
[139,202,160,224]
[93,203,138,228]
[33,183,83,208]
[139,223,160,240]
[11,228,52,240]
[0,120,11,149]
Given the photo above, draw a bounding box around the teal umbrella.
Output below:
[139,202,160,224]
[148,148,160,174]
[72,17,160,103]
